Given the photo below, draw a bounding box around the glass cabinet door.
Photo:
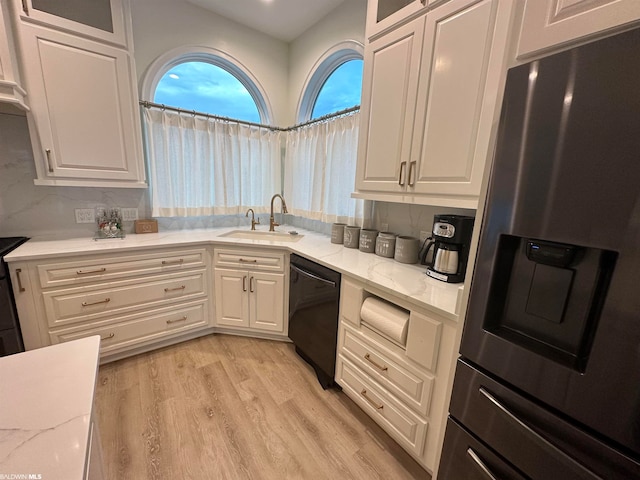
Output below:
[377,0,416,22]
[367,0,427,38]
[31,0,114,33]
[18,0,126,47]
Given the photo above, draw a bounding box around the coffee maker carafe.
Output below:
[421,214,474,283]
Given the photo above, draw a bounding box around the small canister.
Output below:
[331,223,346,244]
[375,232,396,258]
[394,236,420,264]
[359,229,378,253]
[344,225,361,248]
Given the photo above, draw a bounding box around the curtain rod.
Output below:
[139,101,359,131]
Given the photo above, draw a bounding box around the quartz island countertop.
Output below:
[0,336,101,479]
[4,226,464,320]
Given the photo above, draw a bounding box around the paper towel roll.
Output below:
[360,297,410,346]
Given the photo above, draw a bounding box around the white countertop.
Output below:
[0,336,100,479]
[5,227,463,319]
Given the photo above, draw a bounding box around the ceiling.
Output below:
[185,0,346,42]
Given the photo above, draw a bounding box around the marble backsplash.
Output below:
[0,113,474,240]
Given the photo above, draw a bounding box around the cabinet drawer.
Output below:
[336,356,428,457]
[340,323,434,417]
[37,248,207,288]
[214,248,285,273]
[43,270,207,327]
[51,301,209,354]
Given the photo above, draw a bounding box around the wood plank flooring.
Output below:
[94,334,430,480]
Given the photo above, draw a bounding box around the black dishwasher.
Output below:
[289,254,341,389]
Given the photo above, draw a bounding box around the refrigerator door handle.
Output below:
[466,448,498,480]
[479,387,603,480]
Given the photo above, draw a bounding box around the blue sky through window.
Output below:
[154,62,261,123]
[311,59,363,120]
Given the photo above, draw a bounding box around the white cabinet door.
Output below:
[15,0,127,47]
[18,24,146,187]
[249,272,285,333]
[518,0,640,59]
[410,0,499,197]
[214,269,249,328]
[356,16,425,193]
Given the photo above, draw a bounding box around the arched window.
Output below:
[297,41,364,122]
[142,46,272,124]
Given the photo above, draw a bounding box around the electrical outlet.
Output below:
[420,230,431,242]
[380,223,389,232]
[121,208,139,222]
[75,208,95,224]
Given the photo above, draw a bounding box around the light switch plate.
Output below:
[75,208,95,224]
[121,208,139,221]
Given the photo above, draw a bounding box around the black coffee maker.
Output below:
[420,214,474,283]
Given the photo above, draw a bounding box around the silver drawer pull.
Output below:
[76,268,106,275]
[238,258,258,263]
[364,353,388,372]
[82,298,111,307]
[100,333,115,341]
[360,389,384,410]
[164,285,186,292]
[166,316,188,325]
[466,448,498,480]
[45,148,54,173]
[162,259,184,265]
[15,269,26,292]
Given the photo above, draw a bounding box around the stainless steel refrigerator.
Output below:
[438,27,640,479]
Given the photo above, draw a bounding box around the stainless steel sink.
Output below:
[218,229,304,242]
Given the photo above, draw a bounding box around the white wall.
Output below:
[287,0,367,124]
[130,0,290,125]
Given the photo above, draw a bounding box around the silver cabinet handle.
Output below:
[164,285,186,292]
[100,333,115,341]
[15,268,26,292]
[238,258,258,263]
[466,448,498,480]
[250,276,254,293]
[364,353,388,372]
[161,259,184,265]
[360,389,384,410]
[21,0,29,15]
[420,0,426,5]
[45,149,54,173]
[82,298,110,307]
[76,268,106,275]
[166,316,187,325]
[479,387,602,479]
[408,161,417,186]
[398,161,407,186]
[290,264,336,287]
[243,275,247,292]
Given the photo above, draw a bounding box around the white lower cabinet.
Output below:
[336,276,457,474]
[9,247,212,361]
[213,248,287,336]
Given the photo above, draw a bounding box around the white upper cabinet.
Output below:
[0,1,27,111]
[10,0,146,188]
[518,0,640,59]
[410,0,501,198]
[355,0,517,208]
[356,16,425,193]
[16,0,127,47]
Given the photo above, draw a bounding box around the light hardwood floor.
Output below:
[95,334,430,480]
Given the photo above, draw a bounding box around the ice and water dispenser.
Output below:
[483,235,617,370]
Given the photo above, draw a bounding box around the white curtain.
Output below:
[284,112,371,225]
[144,108,282,217]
